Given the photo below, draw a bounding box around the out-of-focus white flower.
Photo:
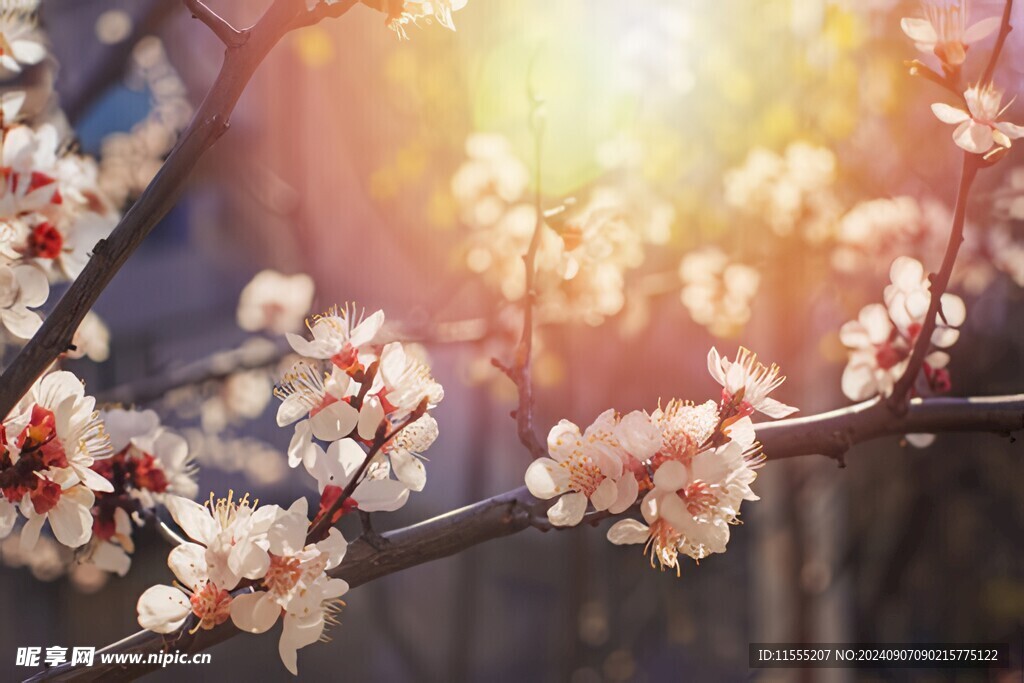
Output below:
[223,370,274,420]
[0,8,46,76]
[237,270,315,335]
[230,498,348,675]
[901,0,1000,68]
[67,311,110,362]
[723,142,840,242]
[707,347,798,418]
[0,262,46,338]
[932,84,1024,155]
[679,247,760,338]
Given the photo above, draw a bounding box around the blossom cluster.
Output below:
[86,408,197,576]
[0,372,112,551]
[137,493,347,674]
[840,256,965,405]
[454,133,671,326]
[0,6,119,346]
[0,371,197,578]
[277,305,444,519]
[722,142,841,244]
[525,347,797,573]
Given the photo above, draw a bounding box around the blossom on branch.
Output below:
[85,408,197,576]
[707,347,798,418]
[841,257,965,423]
[901,0,1000,70]
[231,498,348,675]
[932,84,1024,155]
[136,492,277,634]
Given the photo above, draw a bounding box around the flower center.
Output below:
[189,582,232,631]
[264,554,303,597]
[27,222,62,260]
[681,480,719,517]
[559,455,604,497]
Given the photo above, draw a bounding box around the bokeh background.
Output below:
[1,0,1023,680]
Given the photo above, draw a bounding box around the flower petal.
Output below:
[546,491,588,527]
[137,585,191,633]
[606,518,650,545]
[230,592,281,634]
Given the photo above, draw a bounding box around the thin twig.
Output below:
[183,0,248,48]
[498,77,548,460]
[26,392,1024,682]
[981,0,1015,86]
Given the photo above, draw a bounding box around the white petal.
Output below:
[165,496,217,546]
[349,310,384,347]
[900,17,937,44]
[168,542,208,591]
[953,120,993,154]
[352,479,409,512]
[309,401,359,441]
[138,585,191,633]
[13,265,48,307]
[389,449,426,492]
[606,518,650,545]
[288,422,318,469]
[230,592,281,634]
[11,40,45,65]
[524,457,569,499]
[2,307,42,339]
[931,102,970,124]
[608,474,639,515]
[963,16,1001,43]
[279,613,325,675]
[546,491,588,527]
[757,397,798,418]
[589,476,617,511]
[357,397,385,442]
[49,496,93,547]
[652,460,688,491]
[906,433,936,448]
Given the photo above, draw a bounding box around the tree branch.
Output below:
[888,154,978,411]
[0,0,358,422]
[183,0,247,48]
[25,392,1024,681]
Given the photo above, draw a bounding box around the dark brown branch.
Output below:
[888,155,978,411]
[183,0,247,48]
[981,0,1014,86]
[25,392,1024,682]
[0,0,357,422]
